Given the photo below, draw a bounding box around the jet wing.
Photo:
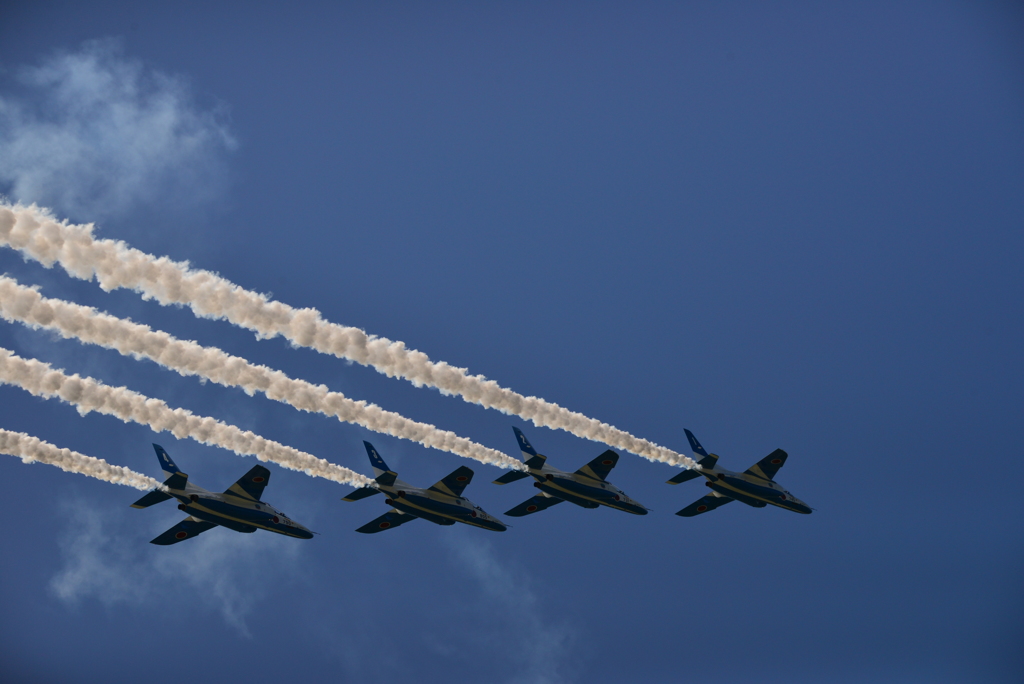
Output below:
[224,465,271,501]
[574,450,619,481]
[356,509,418,534]
[150,517,218,545]
[428,466,474,498]
[676,494,734,517]
[506,494,564,517]
[743,449,788,481]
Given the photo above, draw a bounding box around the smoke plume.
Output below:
[0,276,521,470]
[0,204,696,468]
[0,428,163,491]
[0,347,373,487]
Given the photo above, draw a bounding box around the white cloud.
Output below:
[444,535,578,684]
[0,39,235,222]
[50,499,301,636]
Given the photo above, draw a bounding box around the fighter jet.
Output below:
[342,441,507,533]
[492,427,648,517]
[130,444,314,544]
[667,429,812,516]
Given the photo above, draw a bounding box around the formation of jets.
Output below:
[133,427,811,544]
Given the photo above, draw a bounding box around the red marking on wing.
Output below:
[175,531,188,539]
[252,476,265,483]
[696,505,708,512]
[379,522,391,529]
[526,505,538,512]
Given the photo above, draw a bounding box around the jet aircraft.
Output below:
[667,429,812,516]
[343,441,507,533]
[131,444,314,544]
[492,427,648,516]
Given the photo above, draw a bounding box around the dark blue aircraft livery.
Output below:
[343,441,507,533]
[493,427,648,517]
[130,444,313,544]
[667,429,812,516]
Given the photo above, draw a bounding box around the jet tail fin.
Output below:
[153,444,187,479]
[684,429,719,468]
[131,449,188,508]
[512,427,547,469]
[363,441,398,487]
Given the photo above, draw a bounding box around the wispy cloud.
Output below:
[444,535,578,684]
[50,500,301,635]
[0,39,235,221]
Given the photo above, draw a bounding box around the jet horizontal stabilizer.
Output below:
[130,489,172,509]
[343,485,381,502]
[666,469,701,485]
[492,470,530,485]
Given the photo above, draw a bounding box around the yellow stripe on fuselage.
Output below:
[186,502,304,537]
[714,478,804,511]
[543,479,634,511]
[395,497,497,530]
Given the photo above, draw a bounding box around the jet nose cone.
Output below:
[297,527,314,539]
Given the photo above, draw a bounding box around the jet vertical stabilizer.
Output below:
[364,441,398,486]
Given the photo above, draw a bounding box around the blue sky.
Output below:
[1,2,1022,682]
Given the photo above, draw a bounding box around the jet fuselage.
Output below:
[527,463,647,515]
[700,466,811,514]
[377,479,507,531]
[168,483,313,538]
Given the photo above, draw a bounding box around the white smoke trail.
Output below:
[0,428,163,491]
[0,276,521,470]
[0,204,697,468]
[0,347,373,487]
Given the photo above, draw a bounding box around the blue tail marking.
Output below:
[364,441,391,472]
[512,427,538,457]
[683,429,709,458]
[153,444,181,474]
